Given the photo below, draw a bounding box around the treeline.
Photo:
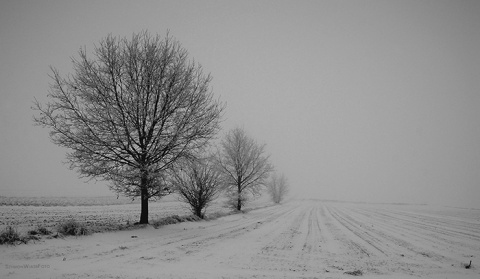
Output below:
[33,31,289,224]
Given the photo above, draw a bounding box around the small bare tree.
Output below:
[171,156,221,218]
[33,31,223,224]
[267,173,289,204]
[216,127,273,211]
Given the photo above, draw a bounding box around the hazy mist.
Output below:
[1,0,479,208]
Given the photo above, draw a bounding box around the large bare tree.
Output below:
[33,31,224,224]
[216,127,273,210]
[171,156,221,219]
[267,173,289,204]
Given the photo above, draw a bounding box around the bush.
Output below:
[183,215,201,222]
[28,225,52,236]
[225,191,248,211]
[37,226,52,235]
[0,226,28,245]
[151,214,201,228]
[152,215,180,227]
[57,219,90,236]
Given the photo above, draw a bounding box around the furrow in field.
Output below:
[336,204,479,276]
[322,203,468,276]
[353,206,480,258]
[405,208,475,238]
[384,208,480,240]
[345,206,452,265]
[319,204,390,275]
[326,205,387,256]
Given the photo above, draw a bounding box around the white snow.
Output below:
[1,199,479,278]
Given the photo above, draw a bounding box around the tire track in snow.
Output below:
[326,205,386,257]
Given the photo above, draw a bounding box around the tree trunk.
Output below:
[139,187,149,224]
[139,171,149,224]
[236,186,242,211]
[195,207,203,219]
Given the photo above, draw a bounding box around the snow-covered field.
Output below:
[0,195,195,234]
[1,198,479,279]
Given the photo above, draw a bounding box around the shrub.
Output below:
[225,191,248,211]
[152,216,180,227]
[28,225,52,236]
[344,270,363,276]
[37,226,52,235]
[151,214,201,228]
[183,215,201,222]
[57,219,90,236]
[0,226,28,245]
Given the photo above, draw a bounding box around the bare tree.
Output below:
[33,31,224,224]
[267,173,289,204]
[171,156,221,218]
[216,127,273,211]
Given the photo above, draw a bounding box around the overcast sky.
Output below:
[1,0,479,208]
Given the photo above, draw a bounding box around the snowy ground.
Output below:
[1,199,479,279]
[0,195,193,234]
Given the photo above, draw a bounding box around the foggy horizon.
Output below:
[1,0,480,209]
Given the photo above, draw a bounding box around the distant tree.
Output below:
[33,31,224,224]
[267,173,289,204]
[171,156,221,219]
[216,127,273,210]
